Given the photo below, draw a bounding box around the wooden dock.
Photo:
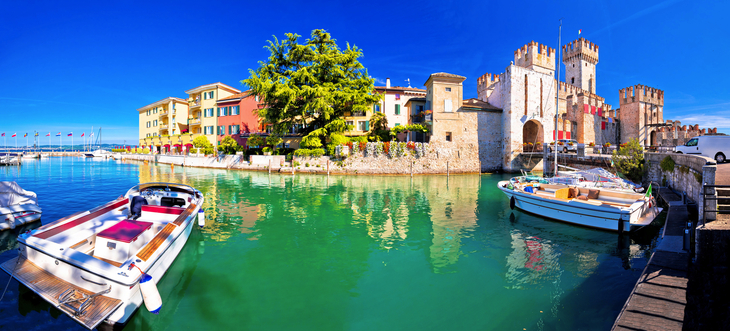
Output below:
[612,188,689,331]
[1,255,122,329]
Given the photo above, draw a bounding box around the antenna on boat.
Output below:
[554,18,562,177]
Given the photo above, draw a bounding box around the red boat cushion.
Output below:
[97,219,152,243]
[141,205,185,215]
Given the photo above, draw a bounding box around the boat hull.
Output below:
[499,182,633,231]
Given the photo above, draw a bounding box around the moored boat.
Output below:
[499,176,661,232]
[0,181,42,230]
[1,182,204,329]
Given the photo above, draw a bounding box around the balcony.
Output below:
[189,118,201,125]
[411,115,424,123]
[159,124,169,130]
[159,110,169,117]
[351,111,366,117]
[190,99,201,109]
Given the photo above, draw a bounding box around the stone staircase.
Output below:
[718,187,730,220]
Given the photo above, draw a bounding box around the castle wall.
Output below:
[618,85,665,146]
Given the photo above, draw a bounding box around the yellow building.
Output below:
[185,82,241,146]
[138,97,189,148]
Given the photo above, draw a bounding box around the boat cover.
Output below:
[0,181,38,207]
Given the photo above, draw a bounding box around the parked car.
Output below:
[675,135,729,163]
[549,139,578,153]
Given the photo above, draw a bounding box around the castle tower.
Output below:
[617,84,664,146]
[562,38,598,93]
[514,41,556,76]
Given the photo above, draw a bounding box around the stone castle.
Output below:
[421,38,717,172]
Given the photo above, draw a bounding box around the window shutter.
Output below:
[365,120,370,131]
[395,104,400,115]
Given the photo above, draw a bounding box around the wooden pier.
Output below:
[612,188,689,331]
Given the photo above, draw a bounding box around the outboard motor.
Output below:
[130,195,148,220]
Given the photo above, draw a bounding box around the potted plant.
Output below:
[262,147,272,156]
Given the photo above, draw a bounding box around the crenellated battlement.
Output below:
[619,84,664,106]
[477,72,503,100]
[562,38,599,64]
[659,120,717,134]
[514,41,556,74]
[558,81,604,102]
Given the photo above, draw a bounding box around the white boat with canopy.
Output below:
[498,177,661,232]
[1,182,205,329]
[0,181,42,230]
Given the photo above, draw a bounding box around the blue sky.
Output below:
[1,0,728,144]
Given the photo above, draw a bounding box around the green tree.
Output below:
[217,136,239,155]
[192,136,215,155]
[266,134,283,154]
[242,29,381,135]
[246,134,264,148]
[612,138,644,183]
[366,112,390,142]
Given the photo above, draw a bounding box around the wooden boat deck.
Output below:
[137,223,176,261]
[173,203,197,226]
[1,256,122,329]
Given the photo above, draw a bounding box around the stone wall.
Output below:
[644,152,717,221]
[332,141,480,175]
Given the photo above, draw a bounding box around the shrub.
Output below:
[660,156,676,173]
[246,134,264,148]
[217,136,239,155]
[328,134,349,156]
[611,138,644,183]
[262,147,272,153]
[310,148,325,157]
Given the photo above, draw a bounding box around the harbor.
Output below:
[0,156,667,330]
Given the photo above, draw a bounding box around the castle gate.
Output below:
[523,119,544,147]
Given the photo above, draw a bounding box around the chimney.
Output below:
[386,78,391,88]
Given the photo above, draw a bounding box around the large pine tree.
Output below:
[242,29,381,136]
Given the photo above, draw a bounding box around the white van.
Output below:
[675,135,729,163]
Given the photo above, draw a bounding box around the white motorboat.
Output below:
[1,182,204,329]
[0,181,42,230]
[84,149,110,158]
[499,177,661,232]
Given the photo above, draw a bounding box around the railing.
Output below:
[351,111,366,117]
[645,146,676,153]
[159,124,169,130]
[159,111,169,117]
[411,115,423,123]
[702,184,730,225]
[190,100,201,108]
[520,144,544,153]
[189,118,201,125]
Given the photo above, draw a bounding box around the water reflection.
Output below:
[0,158,659,331]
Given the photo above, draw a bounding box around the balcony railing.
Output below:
[411,115,424,123]
[190,118,201,125]
[159,111,169,117]
[351,111,366,117]
[190,99,201,108]
[159,124,169,130]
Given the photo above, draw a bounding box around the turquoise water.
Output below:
[0,157,659,330]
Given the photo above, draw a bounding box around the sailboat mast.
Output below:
[554,19,562,176]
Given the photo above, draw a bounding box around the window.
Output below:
[571,77,575,84]
[395,104,401,115]
[231,105,239,115]
[358,121,368,131]
[417,105,424,113]
[218,125,225,135]
[445,87,451,92]
[346,121,353,129]
[686,138,698,147]
[255,95,260,102]
[444,99,452,113]
[172,103,176,110]
[204,126,214,135]
[230,125,240,134]
[147,110,151,116]
[153,120,157,127]
[203,91,214,100]
[153,108,157,114]
[375,104,381,113]
[146,121,150,128]
[206,108,215,117]
[446,132,452,142]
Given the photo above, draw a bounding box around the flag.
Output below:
[35,132,38,136]
[578,29,582,35]
[81,132,85,137]
[0,133,4,137]
[46,132,50,136]
[68,132,73,136]
[645,183,652,197]
[56,132,61,136]
[24,133,27,137]
[12,133,16,137]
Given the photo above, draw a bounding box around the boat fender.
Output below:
[510,196,515,210]
[140,273,162,314]
[7,213,15,230]
[198,209,205,228]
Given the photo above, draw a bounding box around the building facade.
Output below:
[185,82,241,147]
[137,97,189,149]
[215,91,263,146]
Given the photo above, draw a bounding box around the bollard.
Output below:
[269,159,271,174]
[327,160,329,176]
[447,161,449,177]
